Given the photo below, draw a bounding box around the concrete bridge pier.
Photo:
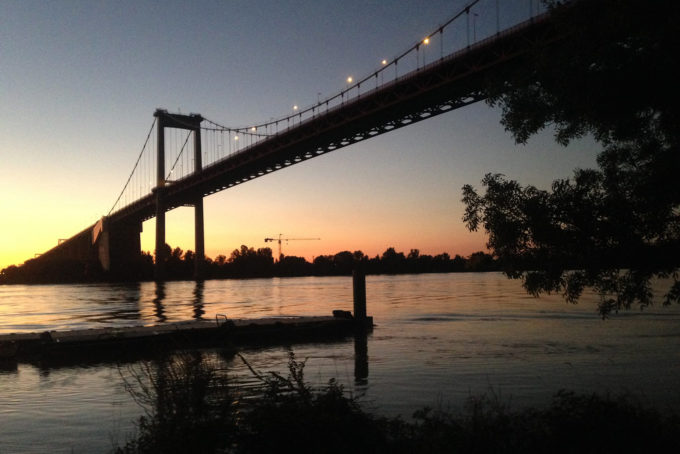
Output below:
[25,217,142,280]
[94,217,143,277]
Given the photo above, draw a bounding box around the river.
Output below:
[1,273,679,453]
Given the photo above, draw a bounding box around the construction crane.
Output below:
[264,234,320,259]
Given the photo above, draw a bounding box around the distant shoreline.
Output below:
[0,246,498,285]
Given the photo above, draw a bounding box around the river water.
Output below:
[1,273,680,453]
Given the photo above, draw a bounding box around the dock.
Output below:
[0,312,373,363]
[1,270,373,365]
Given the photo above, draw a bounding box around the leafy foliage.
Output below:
[116,351,680,453]
[116,351,234,454]
[464,0,680,316]
[236,352,387,453]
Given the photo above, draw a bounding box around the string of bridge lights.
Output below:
[202,0,487,141]
[202,0,548,141]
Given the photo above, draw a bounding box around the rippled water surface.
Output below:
[1,273,680,453]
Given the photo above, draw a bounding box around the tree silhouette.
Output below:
[463,0,680,316]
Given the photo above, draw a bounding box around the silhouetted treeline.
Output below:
[153,246,499,280]
[0,245,498,284]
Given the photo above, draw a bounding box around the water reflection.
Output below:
[153,282,167,323]
[150,281,206,322]
[354,330,369,385]
[193,281,205,320]
[121,281,142,304]
[103,282,143,322]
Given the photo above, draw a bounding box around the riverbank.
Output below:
[115,350,680,454]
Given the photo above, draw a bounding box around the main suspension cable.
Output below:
[107,118,157,216]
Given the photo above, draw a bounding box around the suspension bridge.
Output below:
[34,0,571,280]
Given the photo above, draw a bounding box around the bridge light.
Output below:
[251,126,256,132]
[381,59,388,65]
[346,76,353,83]
[234,135,239,141]
[293,105,299,111]
[423,37,430,45]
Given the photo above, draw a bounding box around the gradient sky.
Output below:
[0,0,600,270]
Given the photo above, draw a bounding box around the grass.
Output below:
[115,351,680,453]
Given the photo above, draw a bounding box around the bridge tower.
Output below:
[153,109,205,281]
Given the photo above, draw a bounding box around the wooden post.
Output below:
[353,269,366,321]
[353,267,369,382]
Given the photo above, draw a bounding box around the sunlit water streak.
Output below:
[1,273,679,453]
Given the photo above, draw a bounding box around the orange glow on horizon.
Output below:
[137,210,489,265]
[0,211,487,271]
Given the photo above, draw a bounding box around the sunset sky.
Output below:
[0,0,600,271]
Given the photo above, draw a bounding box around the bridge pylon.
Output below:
[153,109,204,281]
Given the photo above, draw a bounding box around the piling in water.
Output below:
[353,269,366,321]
